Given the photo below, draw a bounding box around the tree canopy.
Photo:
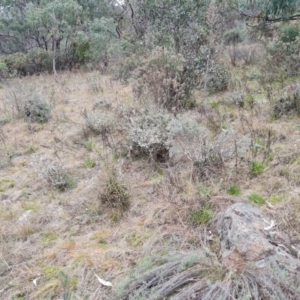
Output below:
[231,0,300,23]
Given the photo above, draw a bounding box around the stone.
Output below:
[11,190,23,202]
[217,202,300,274]
[17,210,33,224]
[0,194,8,201]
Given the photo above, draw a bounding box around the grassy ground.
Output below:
[0,68,300,299]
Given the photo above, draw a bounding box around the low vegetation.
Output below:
[1,0,300,299]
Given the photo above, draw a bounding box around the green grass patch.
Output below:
[85,141,94,151]
[41,231,59,244]
[126,232,150,247]
[83,157,96,168]
[0,178,14,192]
[249,161,265,177]
[21,201,41,211]
[269,195,284,204]
[227,185,241,196]
[63,174,77,190]
[196,184,212,198]
[248,193,266,205]
[43,265,61,279]
[191,204,212,225]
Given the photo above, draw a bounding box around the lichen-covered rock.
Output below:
[218,202,300,273]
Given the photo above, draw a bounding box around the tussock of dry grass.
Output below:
[114,251,300,300]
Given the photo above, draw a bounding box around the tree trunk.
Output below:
[53,38,58,83]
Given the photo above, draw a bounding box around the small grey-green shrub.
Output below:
[127,112,171,162]
[168,116,224,179]
[82,109,115,135]
[280,23,300,43]
[206,62,229,94]
[228,91,247,108]
[99,170,129,210]
[24,95,51,123]
[224,28,245,45]
[0,61,8,81]
[273,84,300,119]
[3,50,52,76]
[263,35,300,79]
[43,163,75,191]
[127,112,225,177]
[167,116,211,162]
[10,87,51,122]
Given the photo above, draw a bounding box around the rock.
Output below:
[11,190,23,202]
[17,210,33,224]
[93,98,112,110]
[147,187,155,195]
[218,202,300,272]
[0,194,9,201]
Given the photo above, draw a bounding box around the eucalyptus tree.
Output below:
[0,0,122,73]
[229,0,300,23]
[126,0,210,53]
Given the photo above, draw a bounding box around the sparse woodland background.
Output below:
[1,0,300,299]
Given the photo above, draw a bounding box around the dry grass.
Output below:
[113,249,300,300]
[0,66,300,299]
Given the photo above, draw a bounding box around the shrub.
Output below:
[83,110,115,135]
[127,112,225,177]
[229,43,262,66]
[228,92,256,110]
[9,88,51,122]
[280,23,300,43]
[114,54,141,85]
[3,52,30,77]
[245,94,255,108]
[224,28,245,45]
[206,62,229,94]
[0,60,8,81]
[27,49,52,73]
[24,95,51,123]
[167,117,210,160]
[248,193,266,205]
[133,47,197,110]
[273,85,300,118]
[3,50,52,77]
[43,163,76,191]
[168,116,224,179]
[263,36,300,79]
[99,170,129,210]
[228,91,246,107]
[127,112,171,162]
